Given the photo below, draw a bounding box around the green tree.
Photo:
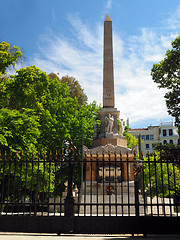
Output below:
[0,108,40,153]
[151,36,180,131]
[0,42,23,109]
[71,101,101,149]
[123,125,138,149]
[143,153,180,198]
[0,41,101,201]
[1,65,80,153]
[0,41,22,76]
[49,73,88,106]
[154,143,180,161]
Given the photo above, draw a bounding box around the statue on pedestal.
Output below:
[105,114,114,133]
[119,119,124,136]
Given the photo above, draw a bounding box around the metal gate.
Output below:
[0,147,180,234]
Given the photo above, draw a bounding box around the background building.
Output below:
[128,121,179,154]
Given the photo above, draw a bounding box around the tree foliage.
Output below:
[154,143,180,161]
[49,73,88,106]
[0,49,100,154]
[123,125,138,149]
[143,153,180,198]
[151,36,180,129]
[0,41,101,200]
[0,41,22,76]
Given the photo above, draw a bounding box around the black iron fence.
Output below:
[0,149,180,218]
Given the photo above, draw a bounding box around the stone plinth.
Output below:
[92,136,127,149]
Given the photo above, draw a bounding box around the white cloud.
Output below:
[101,0,113,18]
[32,6,180,128]
[165,5,180,30]
[106,0,112,11]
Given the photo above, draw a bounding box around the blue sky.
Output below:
[1,0,180,128]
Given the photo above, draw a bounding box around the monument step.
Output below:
[79,181,145,215]
[78,205,145,215]
[80,181,136,195]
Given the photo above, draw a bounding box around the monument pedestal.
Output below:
[98,107,120,139]
[92,136,127,149]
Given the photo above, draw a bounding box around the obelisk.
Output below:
[91,14,128,150]
[103,13,114,108]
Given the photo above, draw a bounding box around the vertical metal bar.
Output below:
[120,151,123,216]
[60,149,63,216]
[147,151,153,215]
[102,151,105,216]
[90,151,92,216]
[160,151,165,216]
[96,151,99,216]
[167,157,172,216]
[134,178,139,217]
[17,152,23,215]
[115,151,117,216]
[34,152,39,216]
[6,151,11,215]
[138,134,141,157]
[23,152,28,215]
[108,151,111,216]
[134,151,139,217]
[0,151,6,215]
[53,150,58,216]
[141,152,147,216]
[12,152,17,216]
[127,151,130,216]
[47,151,52,217]
[138,133,144,215]
[81,133,84,187]
[172,155,178,216]
[64,146,75,217]
[30,152,34,216]
[84,152,87,216]
[153,152,159,216]
[36,151,40,215]
[77,150,81,216]
[41,151,45,216]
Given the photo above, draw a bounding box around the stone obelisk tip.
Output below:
[104,13,112,21]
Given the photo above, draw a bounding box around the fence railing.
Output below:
[0,149,180,217]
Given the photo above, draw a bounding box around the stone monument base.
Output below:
[79,181,144,215]
[92,136,127,149]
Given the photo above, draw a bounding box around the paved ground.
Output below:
[0,233,180,240]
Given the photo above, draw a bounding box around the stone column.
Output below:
[103,13,114,108]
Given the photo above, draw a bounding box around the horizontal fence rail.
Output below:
[0,149,180,218]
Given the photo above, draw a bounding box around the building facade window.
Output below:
[169,129,173,136]
[163,129,167,136]
[142,135,145,140]
[146,135,149,140]
[150,134,154,140]
[146,144,149,149]
[163,140,167,144]
[169,139,173,144]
